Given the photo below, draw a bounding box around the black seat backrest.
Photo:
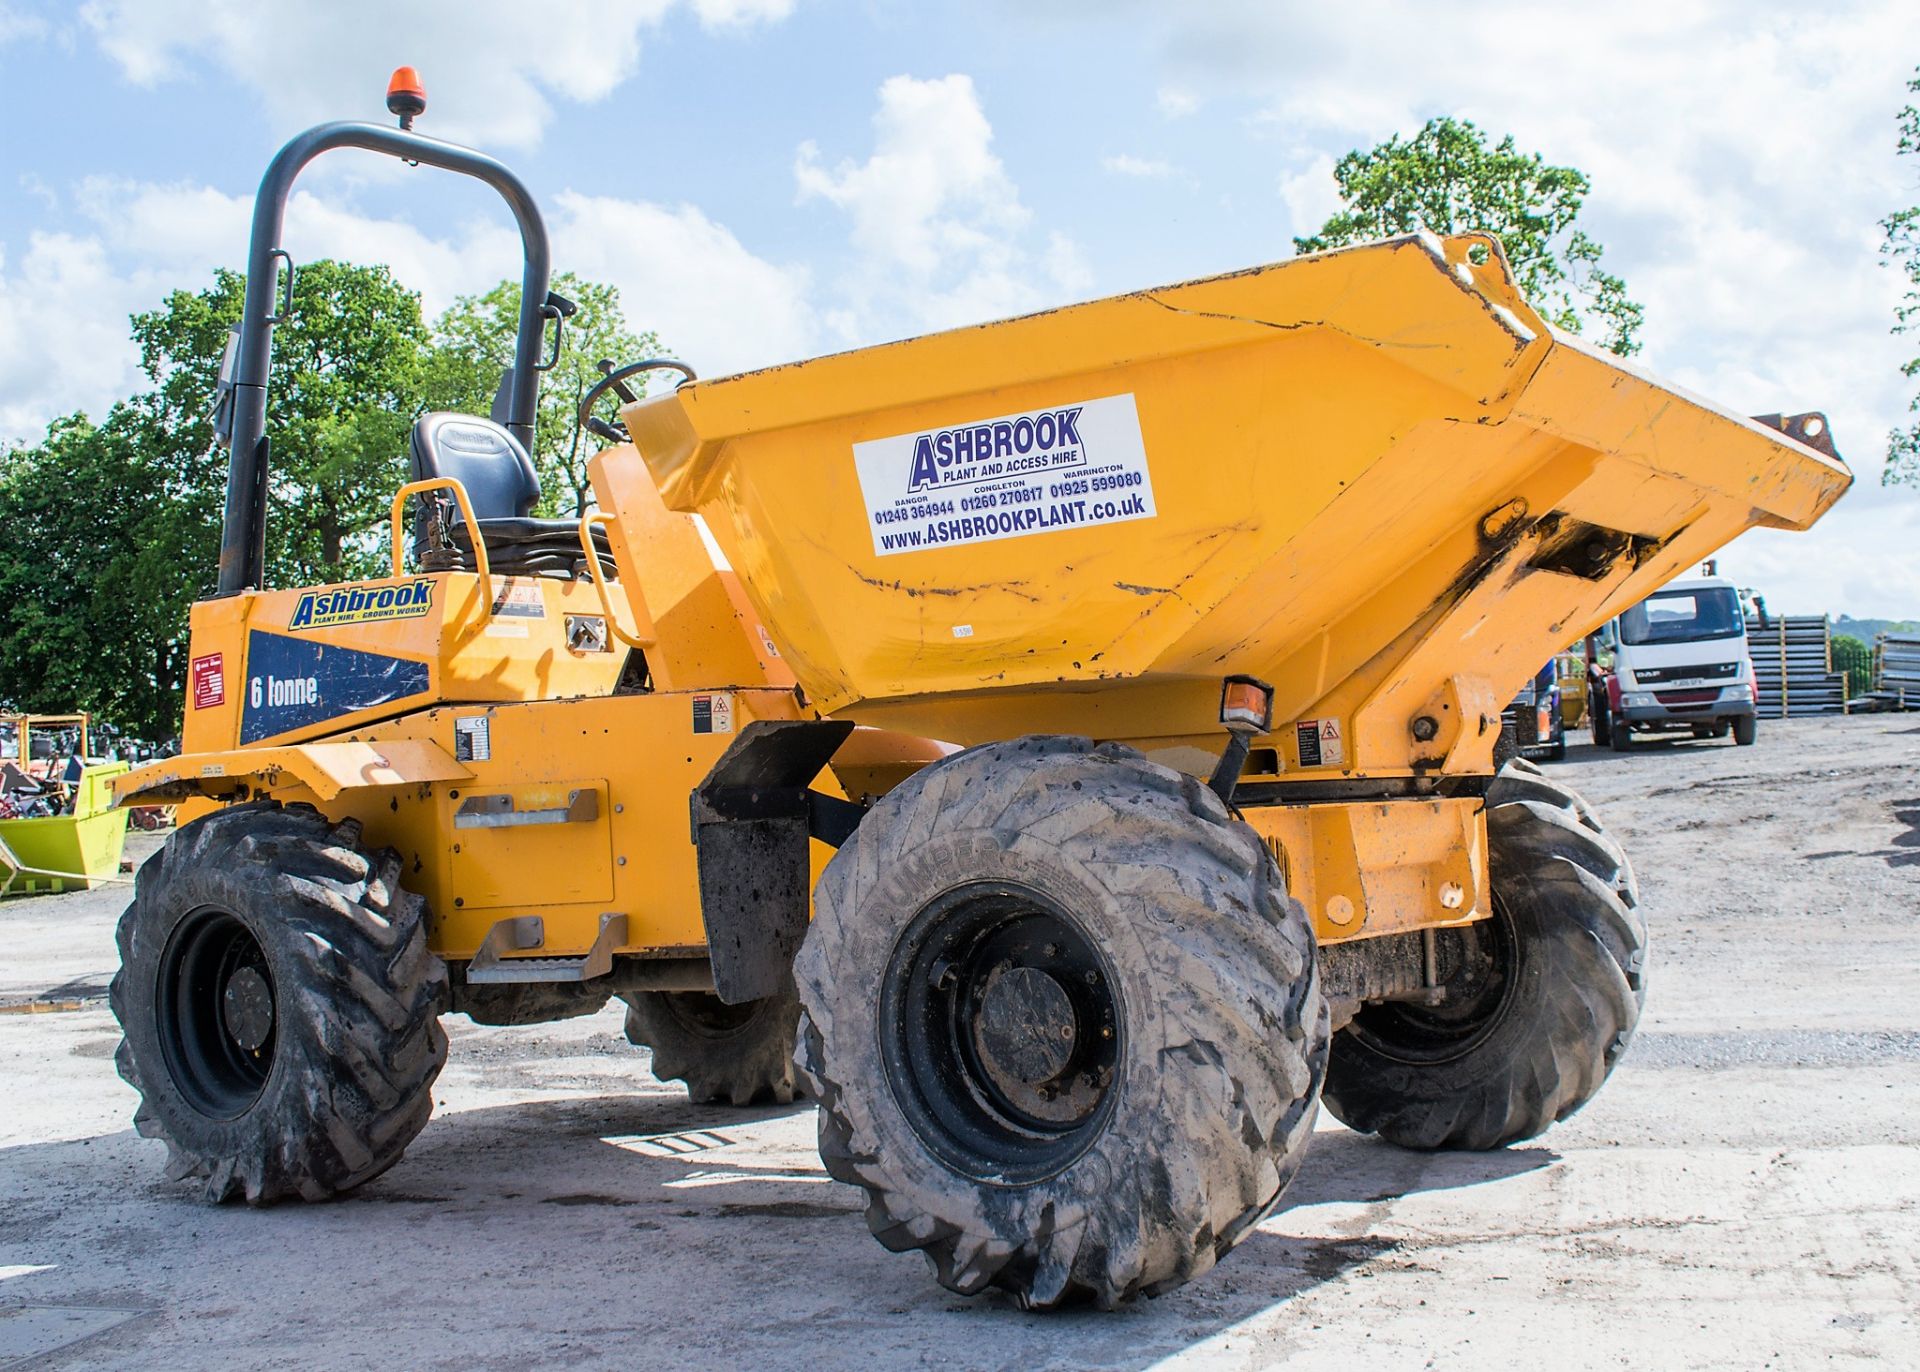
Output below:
[409,412,541,521]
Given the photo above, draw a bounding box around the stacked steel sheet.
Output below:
[1744,615,1849,718]
[1876,631,1920,706]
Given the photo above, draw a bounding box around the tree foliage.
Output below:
[1884,66,1920,487]
[423,273,657,517]
[1295,116,1645,355]
[1829,634,1872,692]
[131,261,431,584]
[0,408,217,741]
[0,262,654,742]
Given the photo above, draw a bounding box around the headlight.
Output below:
[1622,692,1654,708]
[1723,683,1753,701]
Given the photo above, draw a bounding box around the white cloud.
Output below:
[552,191,815,375]
[0,170,815,443]
[795,73,1090,340]
[690,0,795,24]
[1106,0,1920,613]
[1277,152,1339,241]
[1102,153,1175,179]
[0,4,45,45]
[0,233,143,443]
[1719,500,1920,620]
[1156,87,1198,118]
[76,0,792,150]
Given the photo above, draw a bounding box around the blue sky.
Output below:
[1,0,1916,616]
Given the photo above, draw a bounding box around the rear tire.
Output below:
[110,802,448,1203]
[1320,759,1644,1150]
[1733,716,1758,746]
[621,984,802,1105]
[796,736,1326,1309]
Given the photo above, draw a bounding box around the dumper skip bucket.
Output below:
[625,233,1850,769]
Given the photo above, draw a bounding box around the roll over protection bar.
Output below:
[217,121,552,595]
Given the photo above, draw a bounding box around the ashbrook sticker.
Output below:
[287,580,435,631]
[853,393,1157,557]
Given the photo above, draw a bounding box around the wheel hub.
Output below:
[223,966,275,1052]
[975,965,1076,1087]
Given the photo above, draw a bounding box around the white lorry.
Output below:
[1587,574,1759,750]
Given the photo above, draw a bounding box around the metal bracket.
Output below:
[466,912,627,984]
[1751,411,1841,461]
[454,788,599,829]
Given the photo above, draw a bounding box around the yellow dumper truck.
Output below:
[110,81,1850,1308]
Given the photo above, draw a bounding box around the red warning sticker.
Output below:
[191,653,225,710]
[1295,716,1345,768]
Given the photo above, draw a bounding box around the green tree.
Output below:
[423,273,659,516]
[0,262,651,740]
[1830,634,1872,693]
[131,261,431,584]
[0,409,216,740]
[1295,116,1645,355]
[1884,66,1920,486]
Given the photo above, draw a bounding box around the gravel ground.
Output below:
[2,714,1916,1369]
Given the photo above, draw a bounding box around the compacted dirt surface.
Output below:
[2,715,1916,1369]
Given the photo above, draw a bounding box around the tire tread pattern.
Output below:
[795,737,1327,1308]
[1321,758,1644,1151]
[109,801,449,1204]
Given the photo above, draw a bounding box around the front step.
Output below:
[465,913,628,983]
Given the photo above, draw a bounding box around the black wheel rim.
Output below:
[1344,900,1520,1066]
[880,882,1121,1186]
[156,906,278,1119]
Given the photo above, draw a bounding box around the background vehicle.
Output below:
[1503,661,1566,761]
[105,78,1849,1311]
[1589,573,1760,750]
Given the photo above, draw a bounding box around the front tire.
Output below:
[1321,759,1644,1150]
[1608,710,1632,752]
[110,802,448,1203]
[1733,715,1758,746]
[621,984,802,1105]
[796,737,1327,1309]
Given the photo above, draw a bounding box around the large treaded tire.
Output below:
[1322,759,1644,1150]
[109,801,449,1203]
[795,736,1327,1310]
[620,984,802,1105]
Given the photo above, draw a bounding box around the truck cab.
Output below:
[1588,574,1758,749]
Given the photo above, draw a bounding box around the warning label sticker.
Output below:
[853,393,1156,557]
[454,715,491,762]
[191,653,225,710]
[490,579,546,619]
[1295,717,1345,769]
[692,693,734,735]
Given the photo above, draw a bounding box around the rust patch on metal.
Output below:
[846,567,1042,604]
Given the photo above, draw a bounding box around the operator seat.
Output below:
[408,412,613,579]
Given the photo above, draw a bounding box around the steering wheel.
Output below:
[579,358,698,443]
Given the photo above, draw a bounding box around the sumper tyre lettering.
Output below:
[794,736,1329,1309]
[1321,758,1646,1151]
[109,801,449,1203]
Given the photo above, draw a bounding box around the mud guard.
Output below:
[692,719,859,1003]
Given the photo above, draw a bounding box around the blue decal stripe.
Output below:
[240,631,432,744]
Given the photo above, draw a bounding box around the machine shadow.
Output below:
[2,1094,1559,1369]
[369,1094,1556,1352]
